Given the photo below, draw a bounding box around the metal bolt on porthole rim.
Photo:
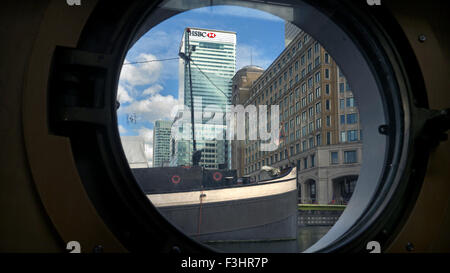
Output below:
[93,245,104,253]
[418,34,427,43]
[405,242,414,252]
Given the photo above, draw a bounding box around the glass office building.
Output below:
[152,120,172,168]
[171,27,236,169]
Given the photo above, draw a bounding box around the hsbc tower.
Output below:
[171,27,236,169]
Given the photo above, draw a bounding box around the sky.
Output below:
[117,5,286,166]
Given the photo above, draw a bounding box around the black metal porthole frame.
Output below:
[47,0,436,253]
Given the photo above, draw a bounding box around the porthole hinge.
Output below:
[49,47,114,134]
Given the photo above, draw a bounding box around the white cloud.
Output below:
[142,84,164,96]
[117,83,134,103]
[120,53,163,87]
[124,31,181,84]
[120,93,181,123]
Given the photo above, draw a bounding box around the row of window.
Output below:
[252,34,328,99]
[340,113,358,125]
[340,130,361,142]
[246,127,362,165]
[246,130,330,165]
[331,150,358,164]
[245,148,359,175]
[339,97,356,109]
[253,63,330,107]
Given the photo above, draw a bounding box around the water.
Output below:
[204,225,333,253]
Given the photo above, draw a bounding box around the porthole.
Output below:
[48,0,430,253]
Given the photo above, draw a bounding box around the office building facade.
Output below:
[238,29,362,205]
[152,120,172,168]
[171,27,236,169]
[231,65,265,177]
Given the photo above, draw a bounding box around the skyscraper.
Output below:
[171,27,236,169]
[152,120,172,168]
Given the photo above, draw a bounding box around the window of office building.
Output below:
[331,151,339,164]
[315,56,320,67]
[340,131,347,142]
[309,137,314,148]
[347,130,358,142]
[326,132,332,145]
[347,113,358,124]
[344,150,357,164]
[340,115,345,124]
[340,99,345,109]
[316,102,322,113]
[346,97,355,107]
[315,87,321,98]
[316,118,322,129]
[315,71,320,83]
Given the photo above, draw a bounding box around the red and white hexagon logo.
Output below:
[207,32,216,38]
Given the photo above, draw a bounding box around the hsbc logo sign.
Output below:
[189,30,216,39]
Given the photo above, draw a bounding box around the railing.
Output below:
[298,198,348,206]
[297,204,346,226]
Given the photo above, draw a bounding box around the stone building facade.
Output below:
[234,29,363,204]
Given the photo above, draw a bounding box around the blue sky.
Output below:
[117,5,286,165]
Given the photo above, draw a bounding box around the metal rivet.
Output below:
[171,246,181,253]
[418,34,427,43]
[405,242,414,252]
[93,245,104,253]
